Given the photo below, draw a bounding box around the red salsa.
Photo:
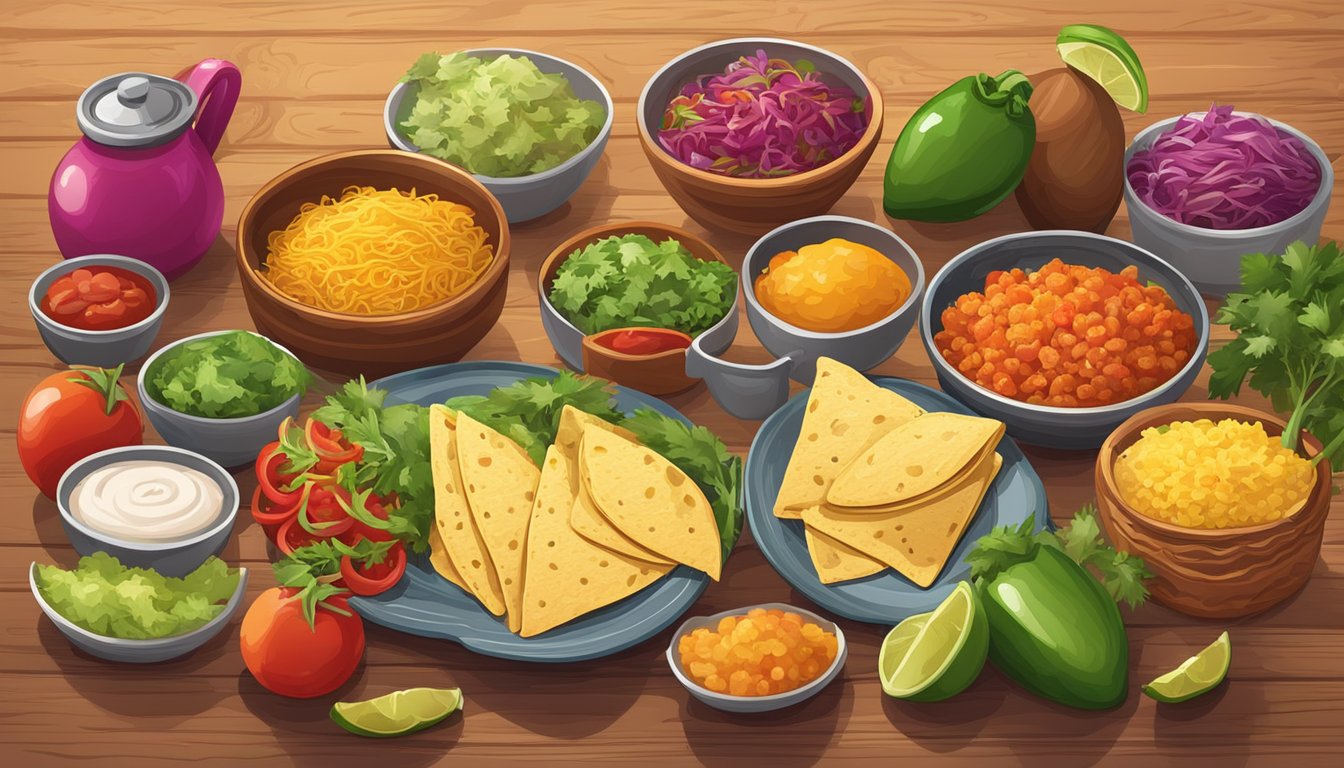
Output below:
[42,266,156,332]
[593,327,693,356]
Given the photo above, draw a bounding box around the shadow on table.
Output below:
[680,668,851,768]
[31,496,76,565]
[36,614,233,725]
[237,669,457,768]
[1151,670,1253,766]
[884,664,1138,764]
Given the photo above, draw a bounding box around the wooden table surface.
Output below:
[2,1,1342,765]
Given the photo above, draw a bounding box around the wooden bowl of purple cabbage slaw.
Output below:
[636,38,884,235]
[1122,108,1332,297]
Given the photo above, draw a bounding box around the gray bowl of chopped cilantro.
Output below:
[138,330,312,467]
[539,224,739,377]
[385,49,614,223]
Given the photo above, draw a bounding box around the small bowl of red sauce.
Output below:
[29,255,169,367]
[582,326,695,395]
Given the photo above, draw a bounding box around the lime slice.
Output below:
[1143,632,1231,704]
[879,581,988,701]
[331,687,463,738]
[1056,23,1149,113]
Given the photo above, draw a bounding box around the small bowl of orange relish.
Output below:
[919,231,1209,449]
[29,254,170,368]
[666,603,847,713]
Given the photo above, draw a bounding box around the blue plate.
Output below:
[348,361,710,662]
[746,377,1050,625]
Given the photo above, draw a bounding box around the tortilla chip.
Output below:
[804,453,1002,588]
[427,523,467,592]
[774,357,923,519]
[827,412,1004,508]
[428,405,506,616]
[520,446,672,637]
[456,411,541,634]
[804,524,885,584]
[581,423,722,581]
[558,407,672,566]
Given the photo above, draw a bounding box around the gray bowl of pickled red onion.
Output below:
[55,445,239,578]
[1123,108,1331,297]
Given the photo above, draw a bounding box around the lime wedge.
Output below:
[879,581,988,701]
[1056,23,1149,113]
[1143,632,1230,704]
[331,687,463,738]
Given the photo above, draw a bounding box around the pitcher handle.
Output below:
[175,58,241,156]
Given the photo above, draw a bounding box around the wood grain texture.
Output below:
[1,1,1341,766]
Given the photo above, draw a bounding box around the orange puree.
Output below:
[677,607,839,696]
[755,238,910,333]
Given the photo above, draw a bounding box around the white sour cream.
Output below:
[69,460,224,543]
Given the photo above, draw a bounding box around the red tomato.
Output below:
[255,442,303,507]
[276,514,320,556]
[240,587,365,699]
[17,367,143,499]
[340,542,407,596]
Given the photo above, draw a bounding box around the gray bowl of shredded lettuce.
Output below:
[385,49,614,224]
[31,557,246,663]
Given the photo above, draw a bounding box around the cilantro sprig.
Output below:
[1208,241,1344,468]
[312,379,435,551]
[968,505,1151,609]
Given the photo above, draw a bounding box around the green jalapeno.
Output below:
[883,70,1035,223]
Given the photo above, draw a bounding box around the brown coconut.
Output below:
[1016,67,1125,233]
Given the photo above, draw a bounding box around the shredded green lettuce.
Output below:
[145,330,311,419]
[35,553,240,639]
[548,233,737,336]
[399,51,605,177]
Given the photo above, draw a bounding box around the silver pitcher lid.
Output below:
[77,72,198,147]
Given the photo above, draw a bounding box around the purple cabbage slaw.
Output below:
[1127,105,1321,230]
[657,50,868,179]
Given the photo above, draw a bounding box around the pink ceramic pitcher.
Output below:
[49,59,241,280]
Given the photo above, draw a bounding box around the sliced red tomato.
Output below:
[255,441,304,507]
[339,542,407,596]
[276,515,320,556]
[305,419,362,467]
[251,483,301,531]
[347,493,395,542]
[299,484,355,540]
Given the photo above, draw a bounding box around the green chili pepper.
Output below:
[969,528,1129,709]
[883,70,1035,222]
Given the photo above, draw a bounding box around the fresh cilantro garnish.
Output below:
[445,371,622,465]
[312,378,435,552]
[968,505,1151,609]
[1208,241,1344,468]
[547,233,737,337]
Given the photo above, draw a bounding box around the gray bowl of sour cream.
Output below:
[56,445,239,578]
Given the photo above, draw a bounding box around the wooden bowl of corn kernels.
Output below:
[1095,402,1331,619]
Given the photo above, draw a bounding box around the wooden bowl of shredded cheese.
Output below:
[236,150,510,377]
[1095,402,1331,619]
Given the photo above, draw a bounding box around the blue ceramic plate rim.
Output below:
[348,361,711,662]
[746,376,1051,625]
